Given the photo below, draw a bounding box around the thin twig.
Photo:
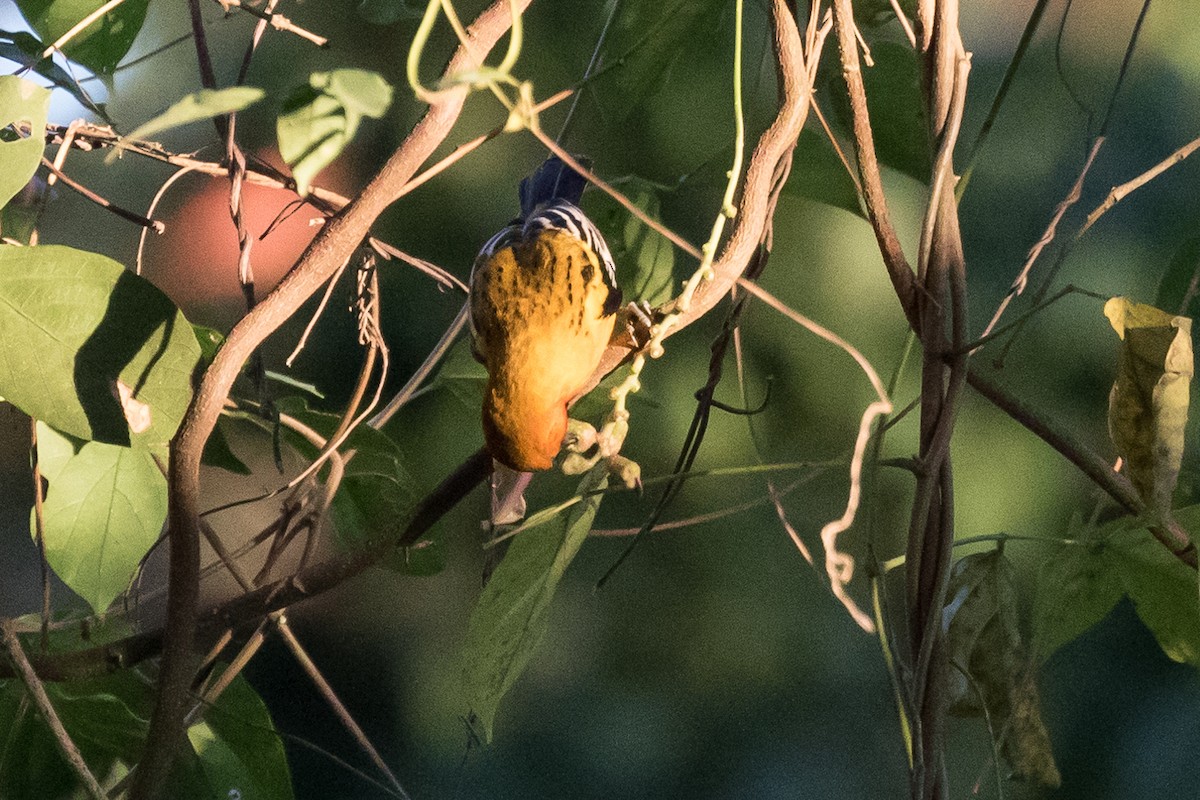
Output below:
[555,0,618,145]
[40,0,131,59]
[369,238,468,293]
[1078,134,1200,239]
[276,618,411,798]
[958,0,1051,193]
[216,0,330,47]
[738,277,891,631]
[28,421,51,653]
[370,302,469,428]
[136,8,531,793]
[978,136,1104,343]
[39,158,165,232]
[831,0,918,329]
[1,620,109,800]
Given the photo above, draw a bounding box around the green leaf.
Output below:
[35,422,167,614]
[0,193,40,245]
[1032,516,1124,662]
[0,670,151,797]
[202,420,251,475]
[277,69,393,195]
[190,669,294,800]
[1104,296,1194,516]
[119,87,265,152]
[1035,511,1200,669]
[0,245,200,446]
[192,324,225,363]
[947,549,1060,787]
[1108,527,1200,667]
[16,0,150,75]
[0,76,50,210]
[591,0,724,121]
[0,29,108,118]
[461,466,609,742]
[784,128,864,218]
[269,397,420,555]
[1154,235,1200,319]
[583,176,677,306]
[944,549,1021,716]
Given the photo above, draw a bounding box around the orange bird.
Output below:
[469,156,621,471]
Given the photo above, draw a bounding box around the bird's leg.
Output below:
[610,300,656,350]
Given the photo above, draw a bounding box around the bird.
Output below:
[468,155,622,472]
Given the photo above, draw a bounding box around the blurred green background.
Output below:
[3,0,1200,797]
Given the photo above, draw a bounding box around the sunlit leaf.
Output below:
[584,176,677,306]
[461,466,608,742]
[0,245,200,446]
[1104,296,1193,517]
[116,87,265,159]
[277,69,392,195]
[16,0,150,75]
[0,76,50,210]
[0,29,107,117]
[190,669,294,800]
[192,324,224,363]
[35,422,166,614]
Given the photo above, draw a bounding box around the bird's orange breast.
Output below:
[470,230,617,471]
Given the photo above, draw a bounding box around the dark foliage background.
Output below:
[2,1,1199,797]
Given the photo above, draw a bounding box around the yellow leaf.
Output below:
[1104,297,1194,516]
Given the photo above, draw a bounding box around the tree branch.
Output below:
[4,0,815,690]
[130,3,534,797]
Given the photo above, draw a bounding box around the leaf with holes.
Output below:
[277,69,392,195]
[0,76,50,210]
[35,422,167,614]
[0,245,200,447]
[461,466,608,742]
[16,0,150,74]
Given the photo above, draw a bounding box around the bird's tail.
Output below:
[518,154,592,218]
